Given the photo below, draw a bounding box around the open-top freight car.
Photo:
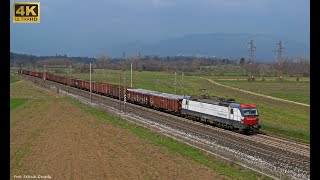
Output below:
[149,92,183,113]
[127,88,183,113]
[127,88,152,105]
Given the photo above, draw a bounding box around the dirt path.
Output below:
[10,80,223,180]
[199,77,310,107]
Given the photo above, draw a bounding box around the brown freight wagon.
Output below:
[29,71,37,77]
[78,79,85,89]
[89,82,100,93]
[65,77,72,86]
[149,92,183,113]
[20,70,28,75]
[59,76,68,85]
[95,82,110,95]
[56,76,66,84]
[127,88,183,113]
[26,70,42,78]
[20,70,26,74]
[82,80,91,91]
[45,73,53,81]
[127,88,155,105]
[35,72,44,78]
[70,78,84,89]
[106,83,125,98]
[45,73,52,81]
[70,78,77,87]
[51,74,59,82]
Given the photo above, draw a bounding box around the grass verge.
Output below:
[260,121,309,142]
[65,97,271,180]
[10,98,27,110]
[10,75,20,84]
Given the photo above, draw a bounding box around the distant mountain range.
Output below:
[107,33,309,61]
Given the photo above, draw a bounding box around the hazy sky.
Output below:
[10,0,310,57]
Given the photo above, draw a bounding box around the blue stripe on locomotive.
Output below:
[229,103,245,117]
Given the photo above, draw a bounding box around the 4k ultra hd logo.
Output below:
[13,2,40,23]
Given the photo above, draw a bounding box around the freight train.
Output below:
[18,69,261,133]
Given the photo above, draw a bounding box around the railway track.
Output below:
[19,74,310,179]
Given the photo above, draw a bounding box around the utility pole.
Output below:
[90,63,92,102]
[122,53,127,113]
[119,73,122,113]
[43,65,46,81]
[65,67,67,86]
[181,72,184,96]
[174,71,177,94]
[131,62,133,87]
[124,69,127,114]
[248,40,256,79]
[68,65,71,93]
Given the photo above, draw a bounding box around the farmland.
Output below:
[10,79,269,179]
[47,69,310,141]
[215,80,310,104]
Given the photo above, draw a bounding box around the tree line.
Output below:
[11,52,309,77]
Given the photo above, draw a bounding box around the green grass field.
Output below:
[215,80,310,104]
[49,69,310,141]
[10,98,27,110]
[10,75,20,84]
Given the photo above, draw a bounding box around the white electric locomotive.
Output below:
[181,96,260,132]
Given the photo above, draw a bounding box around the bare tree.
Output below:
[297,57,310,77]
[257,63,269,80]
[274,56,290,78]
[96,53,111,68]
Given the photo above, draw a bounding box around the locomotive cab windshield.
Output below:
[240,104,259,127]
[242,108,258,116]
